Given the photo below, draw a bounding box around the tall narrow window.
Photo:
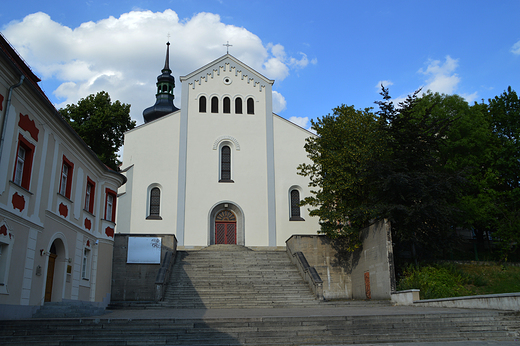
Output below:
[219,145,233,182]
[14,146,25,186]
[81,248,90,279]
[223,97,231,113]
[105,188,117,222]
[60,165,69,195]
[84,178,96,214]
[12,134,35,190]
[0,242,10,285]
[59,156,74,199]
[290,189,305,221]
[147,187,162,220]
[235,97,243,114]
[211,96,219,113]
[247,98,254,114]
[199,96,207,113]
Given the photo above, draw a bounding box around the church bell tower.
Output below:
[143,42,179,123]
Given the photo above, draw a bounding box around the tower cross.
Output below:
[223,41,233,54]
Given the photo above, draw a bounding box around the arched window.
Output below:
[290,189,304,221]
[199,96,207,113]
[235,97,243,114]
[247,98,254,114]
[219,145,233,182]
[211,96,219,113]
[147,187,162,220]
[223,97,231,113]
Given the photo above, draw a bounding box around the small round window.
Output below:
[223,77,232,85]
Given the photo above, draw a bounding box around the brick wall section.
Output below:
[286,219,396,300]
[111,234,177,302]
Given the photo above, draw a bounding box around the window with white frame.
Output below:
[12,134,35,190]
[0,224,14,291]
[59,156,74,198]
[105,188,117,222]
[84,178,95,214]
[81,248,90,279]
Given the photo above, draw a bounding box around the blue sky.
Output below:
[1,1,519,129]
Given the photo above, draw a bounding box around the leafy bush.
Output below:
[397,264,471,299]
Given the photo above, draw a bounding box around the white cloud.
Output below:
[272,91,287,113]
[512,40,520,55]
[418,56,460,95]
[375,80,393,90]
[2,10,310,123]
[460,91,479,104]
[289,116,309,130]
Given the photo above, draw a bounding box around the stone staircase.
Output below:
[1,311,518,345]
[2,246,518,345]
[32,301,107,319]
[161,245,320,309]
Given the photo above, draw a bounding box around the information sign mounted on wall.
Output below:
[127,237,162,264]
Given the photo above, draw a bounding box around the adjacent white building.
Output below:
[117,44,320,248]
[0,33,126,319]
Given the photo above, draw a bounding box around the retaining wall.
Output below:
[111,234,177,302]
[286,219,396,300]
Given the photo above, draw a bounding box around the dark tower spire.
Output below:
[143,41,179,123]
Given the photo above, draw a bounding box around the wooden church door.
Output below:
[215,210,236,244]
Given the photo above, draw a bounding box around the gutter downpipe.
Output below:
[0,74,25,166]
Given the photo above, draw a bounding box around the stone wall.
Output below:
[111,234,177,302]
[286,219,396,300]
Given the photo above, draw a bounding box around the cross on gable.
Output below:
[223,41,233,54]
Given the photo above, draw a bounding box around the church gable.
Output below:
[180,55,274,93]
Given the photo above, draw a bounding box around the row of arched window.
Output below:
[199,96,254,115]
[146,185,304,221]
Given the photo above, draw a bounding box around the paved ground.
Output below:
[334,341,520,346]
[93,305,510,320]
[83,305,520,345]
[342,343,520,346]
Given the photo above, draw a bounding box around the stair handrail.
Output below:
[155,250,175,302]
[286,247,324,300]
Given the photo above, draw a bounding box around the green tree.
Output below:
[297,105,384,250]
[60,91,135,170]
[487,86,520,260]
[371,88,463,259]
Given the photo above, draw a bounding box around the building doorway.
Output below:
[44,239,66,302]
[44,243,57,302]
[215,210,237,244]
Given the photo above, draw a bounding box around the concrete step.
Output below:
[161,248,319,309]
[31,301,106,319]
[0,311,518,345]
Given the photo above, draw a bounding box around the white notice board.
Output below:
[127,237,162,264]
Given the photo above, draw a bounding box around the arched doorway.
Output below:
[215,210,236,244]
[44,238,66,302]
[44,243,57,302]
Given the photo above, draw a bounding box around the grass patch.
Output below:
[397,262,520,300]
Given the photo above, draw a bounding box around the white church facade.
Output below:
[116,44,320,248]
